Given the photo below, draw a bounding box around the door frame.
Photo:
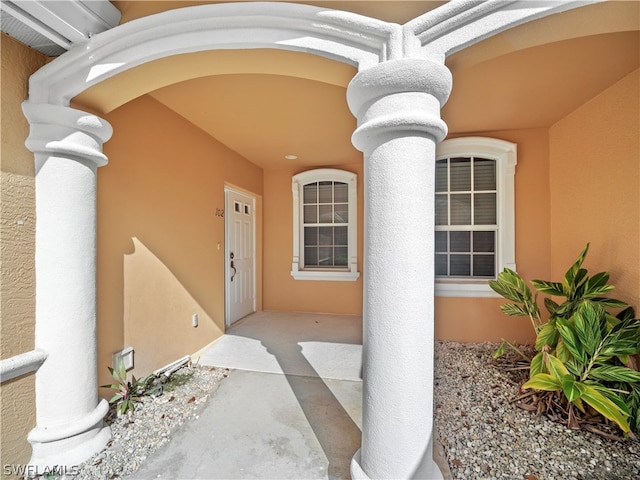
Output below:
[224,185,257,328]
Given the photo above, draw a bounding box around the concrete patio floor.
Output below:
[127,311,364,479]
[127,311,451,479]
[198,311,363,381]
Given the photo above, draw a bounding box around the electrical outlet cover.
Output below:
[113,346,134,371]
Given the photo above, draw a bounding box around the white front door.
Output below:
[225,188,256,326]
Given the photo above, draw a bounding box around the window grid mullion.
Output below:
[436,225,497,231]
[301,180,348,268]
[447,157,451,226]
[437,155,498,280]
[470,156,475,227]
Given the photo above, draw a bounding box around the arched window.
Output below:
[291,169,359,281]
[435,137,516,297]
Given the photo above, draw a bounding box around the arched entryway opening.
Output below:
[91,46,361,383]
[22,2,404,473]
[22,1,599,477]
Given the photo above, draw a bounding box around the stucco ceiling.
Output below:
[87,1,640,171]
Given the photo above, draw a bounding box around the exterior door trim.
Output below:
[224,186,257,328]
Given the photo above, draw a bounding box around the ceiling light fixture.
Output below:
[285,154,298,160]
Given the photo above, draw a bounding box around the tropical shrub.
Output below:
[489,244,640,435]
[101,364,149,415]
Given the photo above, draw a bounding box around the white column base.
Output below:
[351,440,444,480]
[350,449,367,479]
[28,399,111,472]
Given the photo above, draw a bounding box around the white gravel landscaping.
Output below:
[49,342,640,480]
[434,341,640,480]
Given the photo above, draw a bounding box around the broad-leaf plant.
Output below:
[490,244,640,435]
[101,363,146,415]
[102,365,167,415]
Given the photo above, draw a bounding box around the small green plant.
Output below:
[141,372,165,397]
[490,243,640,435]
[162,370,194,393]
[101,365,194,414]
[101,364,147,415]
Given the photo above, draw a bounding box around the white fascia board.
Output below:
[0,1,71,49]
[7,0,120,45]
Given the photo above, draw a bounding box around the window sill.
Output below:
[435,281,501,298]
[291,270,360,282]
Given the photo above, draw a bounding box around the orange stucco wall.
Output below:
[435,128,551,344]
[260,127,551,344]
[0,34,46,471]
[262,164,364,314]
[97,95,263,385]
[549,69,640,309]
[91,68,640,369]
[89,57,640,384]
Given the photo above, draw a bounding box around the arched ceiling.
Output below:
[443,30,639,134]
[151,72,361,169]
[73,49,357,115]
[75,1,639,171]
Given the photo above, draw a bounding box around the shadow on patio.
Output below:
[129,311,363,479]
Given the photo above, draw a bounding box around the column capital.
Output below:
[347,58,452,153]
[22,102,112,170]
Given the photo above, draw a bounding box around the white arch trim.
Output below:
[25,1,604,108]
[404,0,603,61]
[27,2,401,107]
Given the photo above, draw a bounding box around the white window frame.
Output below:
[291,168,360,281]
[435,137,517,297]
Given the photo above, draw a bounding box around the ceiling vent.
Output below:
[0,0,121,56]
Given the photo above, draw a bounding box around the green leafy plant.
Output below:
[490,244,640,435]
[523,303,640,433]
[162,369,194,393]
[141,372,165,397]
[101,364,147,415]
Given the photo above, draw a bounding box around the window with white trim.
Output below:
[435,137,517,297]
[291,169,359,281]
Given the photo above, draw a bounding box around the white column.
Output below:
[347,58,452,480]
[22,103,113,470]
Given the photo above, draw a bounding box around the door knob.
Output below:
[230,252,236,282]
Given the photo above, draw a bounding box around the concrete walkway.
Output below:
[128,312,364,479]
